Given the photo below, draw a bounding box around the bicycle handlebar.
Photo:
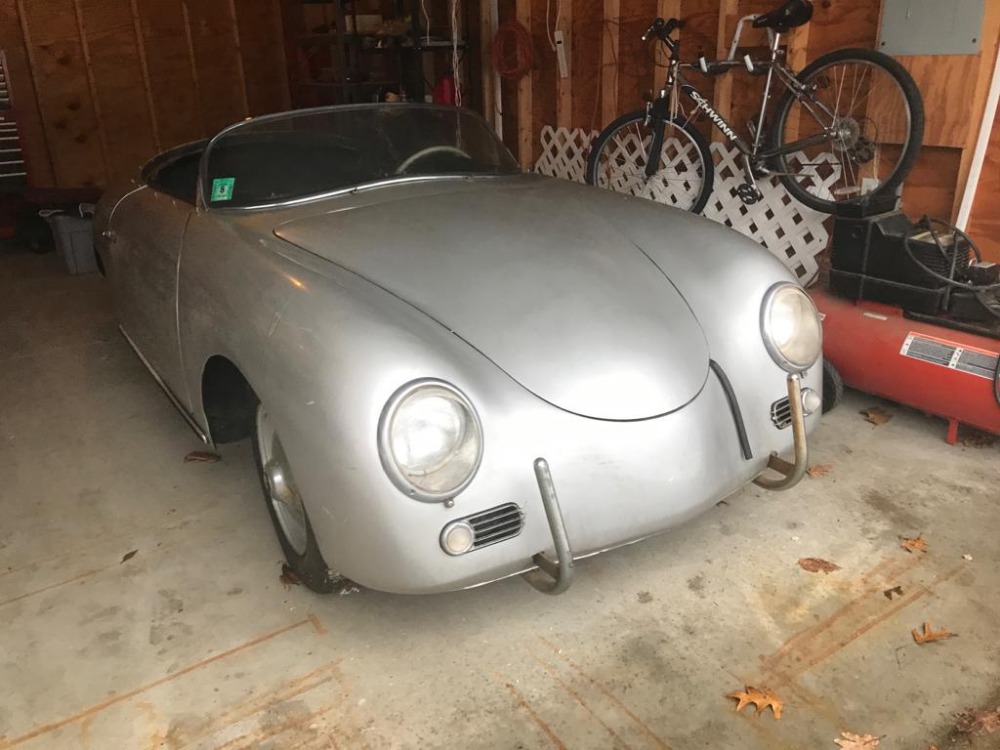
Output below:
[642,17,684,44]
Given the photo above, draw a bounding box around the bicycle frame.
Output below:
[647,15,839,183]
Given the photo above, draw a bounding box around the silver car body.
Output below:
[96,105,821,594]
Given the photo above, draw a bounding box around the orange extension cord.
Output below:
[491,19,534,80]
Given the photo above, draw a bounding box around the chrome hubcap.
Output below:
[256,405,308,556]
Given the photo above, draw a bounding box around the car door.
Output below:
[108,186,194,408]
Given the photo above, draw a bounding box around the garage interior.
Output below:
[1,0,999,748]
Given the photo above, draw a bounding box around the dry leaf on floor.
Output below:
[861,407,892,426]
[120,549,138,564]
[726,686,783,720]
[184,450,221,463]
[834,731,880,749]
[279,563,301,588]
[912,621,956,645]
[807,464,834,478]
[900,535,928,554]
[883,585,904,600]
[961,431,996,448]
[798,557,841,574]
[955,705,1000,734]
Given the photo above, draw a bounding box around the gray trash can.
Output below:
[41,205,97,275]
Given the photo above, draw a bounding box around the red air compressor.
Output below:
[812,202,1000,444]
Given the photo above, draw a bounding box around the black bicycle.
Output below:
[585,0,924,215]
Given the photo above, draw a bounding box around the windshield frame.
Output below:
[196,104,519,212]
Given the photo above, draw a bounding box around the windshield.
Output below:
[202,104,519,208]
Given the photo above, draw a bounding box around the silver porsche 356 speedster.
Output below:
[95,104,823,595]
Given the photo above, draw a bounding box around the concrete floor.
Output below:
[1,249,999,750]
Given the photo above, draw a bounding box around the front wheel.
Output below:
[252,402,337,593]
[769,48,924,214]
[586,110,715,214]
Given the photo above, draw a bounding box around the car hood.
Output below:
[274,178,710,420]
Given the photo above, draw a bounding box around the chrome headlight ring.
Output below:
[760,282,823,373]
[377,379,484,503]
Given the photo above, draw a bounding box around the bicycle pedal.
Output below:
[736,183,763,204]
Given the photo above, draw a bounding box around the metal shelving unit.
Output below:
[292,0,469,105]
[0,51,27,191]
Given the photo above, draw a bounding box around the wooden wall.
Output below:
[0,0,290,190]
[483,0,1000,234]
[967,104,1000,262]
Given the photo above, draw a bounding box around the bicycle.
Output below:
[585,0,924,215]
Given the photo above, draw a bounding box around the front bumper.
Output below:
[304,361,820,595]
[523,373,810,594]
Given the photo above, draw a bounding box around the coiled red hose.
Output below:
[492,19,534,80]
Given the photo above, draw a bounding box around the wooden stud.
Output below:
[11,0,56,186]
[555,0,572,128]
[480,0,495,127]
[516,0,532,168]
[781,10,811,142]
[654,0,680,95]
[227,0,251,118]
[273,2,291,110]
[71,0,111,183]
[180,1,208,137]
[600,0,619,129]
[712,0,738,134]
[128,0,161,152]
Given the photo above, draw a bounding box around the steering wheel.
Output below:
[395,145,472,175]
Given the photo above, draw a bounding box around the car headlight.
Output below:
[760,282,822,372]
[378,379,483,502]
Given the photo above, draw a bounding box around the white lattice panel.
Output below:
[534,125,598,184]
[534,125,832,281]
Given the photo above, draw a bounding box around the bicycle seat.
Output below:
[752,0,813,32]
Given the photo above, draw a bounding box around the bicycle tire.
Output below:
[769,48,924,214]
[586,110,715,215]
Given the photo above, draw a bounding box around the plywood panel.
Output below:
[805,0,878,59]
[186,0,247,136]
[133,0,203,149]
[899,145,962,220]
[950,0,1000,220]
[80,0,157,181]
[966,106,1000,262]
[18,0,106,187]
[895,54,980,148]
[0,3,55,186]
[235,0,290,116]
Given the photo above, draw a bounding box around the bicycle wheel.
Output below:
[769,48,924,214]
[586,110,714,214]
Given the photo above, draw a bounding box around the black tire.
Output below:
[769,48,924,214]
[822,359,844,414]
[586,110,715,215]
[251,401,336,593]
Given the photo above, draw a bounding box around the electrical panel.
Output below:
[879,0,985,56]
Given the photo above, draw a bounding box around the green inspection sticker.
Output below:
[211,177,235,202]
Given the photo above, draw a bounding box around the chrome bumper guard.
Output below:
[753,373,808,491]
[523,374,808,594]
[522,458,575,595]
